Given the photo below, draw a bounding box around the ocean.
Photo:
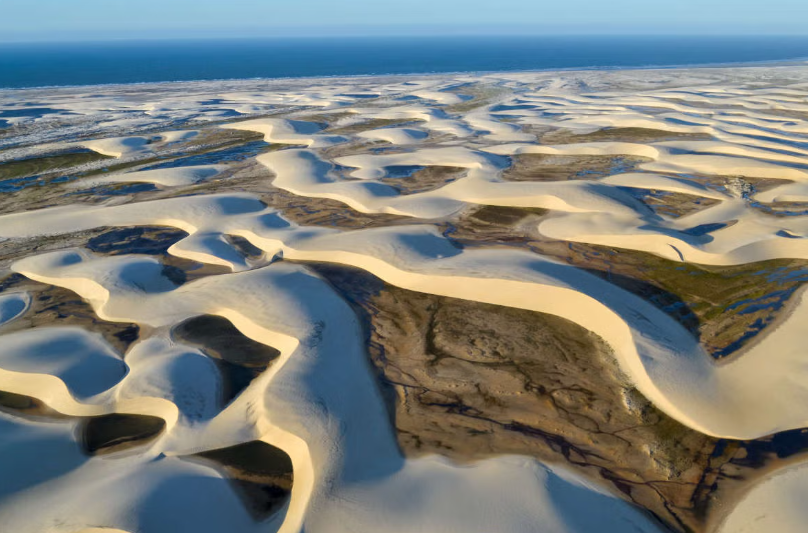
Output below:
[2,35,808,89]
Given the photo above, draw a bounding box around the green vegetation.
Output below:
[468,205,549,225]
[503,153,652,182]
[0,149,113,181]
[541,127,713,145]
[444,84,511,114]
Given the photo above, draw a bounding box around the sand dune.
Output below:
[0,251,663,533]
[3,189,808,440]
[3,65,808,532]
[73,165,224,189]
[716,463,808,533]
[356,127,429,144]
[222,119,347,148]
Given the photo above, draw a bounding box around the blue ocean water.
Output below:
[1,35,808,89]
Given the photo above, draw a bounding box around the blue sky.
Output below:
[4,0,808,41]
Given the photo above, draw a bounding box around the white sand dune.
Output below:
[3,189,808,440]
[0,327,127,401]
[158,130,200,144]
[356,127,428,144]
[258,147,647,219]
[252,142,808,266]
[465,111,537,142]
[0,250,663,533]
[80,136,153,158]
[73,165,225,189]
[599,172,727,200]
[486,141,808,182]
[0,412,268,533]
[411,90,471,105]
[344,104,476,137]
[717,463,808,533]
[70,130,200,159]
[222,118,347,148]
[754,181,808,203]
[4,65,808,532]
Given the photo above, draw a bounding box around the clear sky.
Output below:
[4,0,808,42]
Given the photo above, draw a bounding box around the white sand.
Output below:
[0,252,663,533]
[72,165,224,189]
[717,463,808,533]
[3,65,808,532]
[222,118,347,148]
[356,127,428,145]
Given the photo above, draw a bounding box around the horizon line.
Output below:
[4,32,808,45]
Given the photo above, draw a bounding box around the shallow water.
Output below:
[384,165,426,178]
[0,107,68,118]
[141,140,270,170]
